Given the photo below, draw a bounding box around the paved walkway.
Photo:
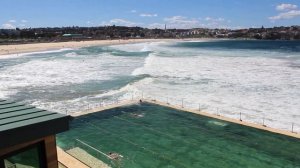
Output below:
[57,147,89,168]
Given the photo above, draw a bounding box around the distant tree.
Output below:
[253,33,262,39]
[125,32,131,37]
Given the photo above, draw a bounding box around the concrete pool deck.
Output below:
[57,147,89,168]
[71,100,138,117]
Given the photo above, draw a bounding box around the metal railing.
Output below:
[140,92,300,134]
[4,163,16,168]
[67,138,125,168]
[68,91,299,134]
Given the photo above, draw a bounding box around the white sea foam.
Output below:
[0,42,299,132]
[129,48,300,131]
[0,52,143,98]
[64,52,78,57]
[0,48,73,59]
[110,41,170,52]
[110,42,152,52]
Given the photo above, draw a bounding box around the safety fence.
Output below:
[64,138,124,168]
[72,91,300,134]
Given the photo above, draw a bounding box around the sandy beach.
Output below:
[0,39,163,56]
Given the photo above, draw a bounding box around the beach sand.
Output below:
[0,39,163,56]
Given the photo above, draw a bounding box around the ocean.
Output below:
[0,40,299,131]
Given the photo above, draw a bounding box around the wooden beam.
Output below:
[0,135,59,168]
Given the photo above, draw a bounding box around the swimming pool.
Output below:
[56,103,300,168]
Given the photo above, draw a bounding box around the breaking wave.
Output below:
[0,40,299,131]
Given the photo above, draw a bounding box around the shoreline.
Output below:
[0,39,175,56]
[0,38,216,56]
[1,38,299,57]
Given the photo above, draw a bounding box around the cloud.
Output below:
[110,19,137,26]
[140,13,158,17]
[269,3,300,21]
[2,19,28,29]
[86,21,92,25]
[164,16,200,29]
[204,17,225,22]
[18,24,26,28]
[205,17,211,21]
[269,10,300,20]
[276,3,298,11]
[102,18,139,27]
[2,23,16,29]
[200,17,230,28]
[148,23,165,29]
[130,10,137,13]
[148,15,231,29]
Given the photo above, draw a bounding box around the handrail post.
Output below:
[239,112,242,121]
[292,123,294,133]
[167,97,169,104]
[181,98,184,108]
[262,117,265,127]
[198,104,201,111]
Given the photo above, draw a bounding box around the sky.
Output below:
[0,0,299,29]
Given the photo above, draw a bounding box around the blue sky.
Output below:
[1,0,299,29]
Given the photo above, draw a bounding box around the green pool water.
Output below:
[56,103,300,168]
